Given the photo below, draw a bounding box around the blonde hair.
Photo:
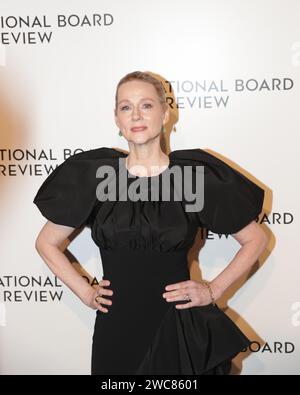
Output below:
[114,71,167,113]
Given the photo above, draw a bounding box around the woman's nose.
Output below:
[132,108,142,120]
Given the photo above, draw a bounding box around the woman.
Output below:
[33,71,268,375]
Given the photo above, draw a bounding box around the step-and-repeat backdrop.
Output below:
[1,0,299,374]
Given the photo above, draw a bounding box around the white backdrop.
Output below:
[1,0,299,375]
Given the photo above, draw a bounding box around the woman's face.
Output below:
[114,80,169,145]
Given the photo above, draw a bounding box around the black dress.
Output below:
[33,147,264,375]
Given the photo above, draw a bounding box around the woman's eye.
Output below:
[120,103,152,111]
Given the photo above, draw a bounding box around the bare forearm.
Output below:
[210,237,267,300]
[36,242,92,302]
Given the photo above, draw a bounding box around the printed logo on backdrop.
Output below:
[0,148,86,176]
[0,275,63,304]
[0,274,100,304]
[244,341,296,354]
[0,13,114,44]
[163,78,294,109]
[0,275,100,325]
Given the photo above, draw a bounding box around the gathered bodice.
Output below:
[33,147,264,253]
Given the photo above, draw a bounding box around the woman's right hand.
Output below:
[84,279,113,313]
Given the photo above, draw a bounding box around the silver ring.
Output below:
[184,294,191,301]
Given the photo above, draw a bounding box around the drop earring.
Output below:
[119,130,122,136]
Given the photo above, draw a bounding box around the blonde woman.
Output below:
[33,71,267,375]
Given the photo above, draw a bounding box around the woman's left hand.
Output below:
[162,279,215,309]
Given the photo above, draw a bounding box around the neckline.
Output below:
[125,154,172,179]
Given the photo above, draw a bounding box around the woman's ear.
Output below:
[163,106,170,125]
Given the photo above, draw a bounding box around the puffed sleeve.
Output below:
[170,148,265,235]
[33,147,126,228]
